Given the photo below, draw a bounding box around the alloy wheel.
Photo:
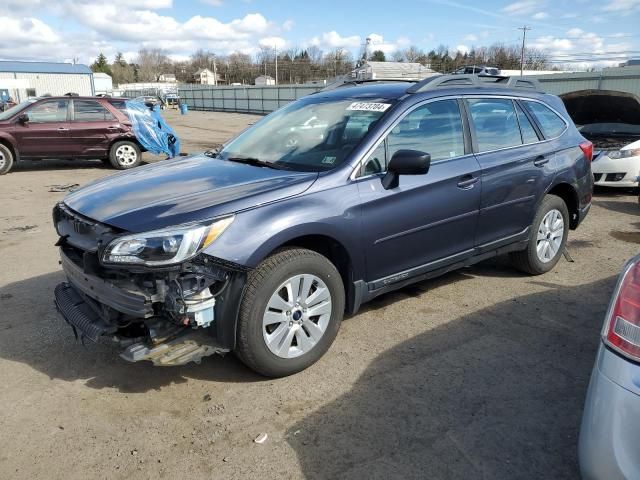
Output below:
[536,209,564,263]
[262,274,332,359]
[115,145,138,166]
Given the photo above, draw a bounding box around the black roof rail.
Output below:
[406,74,544,94]
[320,78,419,92]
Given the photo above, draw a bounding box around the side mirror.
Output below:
[18,113,29,124]
[381,149,431,190]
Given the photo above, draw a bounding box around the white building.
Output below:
[93,72,113,95]
[0,61,94,102]
[158,73,177,83]
[255,75,276,86]
[351,62,437,81]
[193,68,223,85]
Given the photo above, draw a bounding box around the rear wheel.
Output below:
[235,248,345,377]
[510,195,569,275]
[109,141,141,169]
[0,143,14,175]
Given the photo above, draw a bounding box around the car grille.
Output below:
[593,173,603,182]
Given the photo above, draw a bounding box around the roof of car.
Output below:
[313,82,413,101]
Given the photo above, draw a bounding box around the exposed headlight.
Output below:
[102,216,234,266]
[608,148,640,159]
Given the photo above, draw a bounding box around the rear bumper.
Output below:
[579,345,640,480]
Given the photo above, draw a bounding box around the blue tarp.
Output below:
[125,100,180,158]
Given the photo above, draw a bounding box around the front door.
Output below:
[12,99,71,158]
[356,99,482,284]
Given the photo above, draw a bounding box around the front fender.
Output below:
[203,183,365,279]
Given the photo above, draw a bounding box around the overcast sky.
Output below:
[1,0,639,67]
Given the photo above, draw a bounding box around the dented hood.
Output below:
[64,154,318,232]
[561,89,640,126]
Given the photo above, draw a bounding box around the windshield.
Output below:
[218,97,393,171]
[0,99,37,121]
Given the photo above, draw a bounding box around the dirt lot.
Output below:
[0,109,638,480]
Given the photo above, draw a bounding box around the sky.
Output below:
[1,0,639,69]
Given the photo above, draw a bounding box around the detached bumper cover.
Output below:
[60,249,152,318]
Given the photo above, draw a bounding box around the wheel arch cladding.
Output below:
[547,183,579,229]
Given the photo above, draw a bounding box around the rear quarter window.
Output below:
[523,101,566,139]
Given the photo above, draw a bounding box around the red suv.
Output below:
[0,96,144,174]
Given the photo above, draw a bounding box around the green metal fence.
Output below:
[177,85,323,114]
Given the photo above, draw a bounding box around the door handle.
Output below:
[457,176,479,189]
[107,126,121,131]
[533,156,549,167]
[57,127,69,132]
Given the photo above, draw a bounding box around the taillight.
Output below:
[604,259,640,362]
[579,141,593,162]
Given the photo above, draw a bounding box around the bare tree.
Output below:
[135,48,170,82]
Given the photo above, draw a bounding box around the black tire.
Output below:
[0,143,14,175]
[109,140,141,170]
[510,195,570,275]
[235,248,345,377]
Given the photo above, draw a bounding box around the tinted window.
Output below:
[468,98,522,151]
[73,100,114,121]
[515,102,539,144]
[387,99,465,162]
[107,99,128,112]
[27,100,68,123]
[523,101,566,138]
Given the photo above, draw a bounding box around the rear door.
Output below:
[466,97,555,248]
[67,99,122,157]
[12,99,71,158]
[356,98,482,283]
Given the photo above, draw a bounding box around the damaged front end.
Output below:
[52,202,246,366]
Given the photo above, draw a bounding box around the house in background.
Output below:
[158,73,177,83]
[255,75,275,86]
[193,68,224,85]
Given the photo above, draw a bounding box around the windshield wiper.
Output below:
[226,156,286,170]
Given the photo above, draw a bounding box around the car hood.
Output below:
[561,89,640,126]
[64,154,318,232]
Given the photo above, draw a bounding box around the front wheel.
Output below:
[235,248,345,377]
[510,195,569,275]
[109,141,141,170]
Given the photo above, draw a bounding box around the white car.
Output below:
[591,139,640,188]
[561,90,640,188]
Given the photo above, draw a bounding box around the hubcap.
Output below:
[0,150,6,170]
[536,209,564,263]
[263,274,332,359]
[115,145,138,166]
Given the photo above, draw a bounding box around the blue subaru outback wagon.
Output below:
[53,75,593,377]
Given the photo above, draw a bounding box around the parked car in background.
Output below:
[579,254,640,480]
[0,96,145,174]
[562,89,640,188]
[52,75,592,377]
[133,95,165,109]
[453,65,501,76]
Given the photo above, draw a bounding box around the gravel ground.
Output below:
[0,109,638,480]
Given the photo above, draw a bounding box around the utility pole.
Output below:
[274,45,278,85]
[518,26,531,76]
[213,55,218,86]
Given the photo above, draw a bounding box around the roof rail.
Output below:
[406,74,544,94]
[320,78,419,92]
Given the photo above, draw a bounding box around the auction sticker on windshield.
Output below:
[346,102,391,112]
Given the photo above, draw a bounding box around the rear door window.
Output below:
[515,102,540,144]
[522,101,566,138]
[73,100,115,121]
[467,98,522,151]
[27,100,69,123]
